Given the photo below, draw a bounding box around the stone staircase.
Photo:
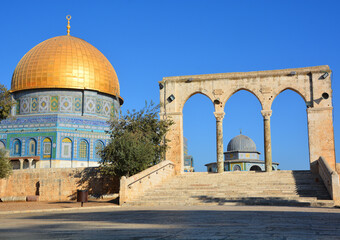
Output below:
[124,170,334,207]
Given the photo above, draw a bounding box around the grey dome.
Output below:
[227,134,257,152]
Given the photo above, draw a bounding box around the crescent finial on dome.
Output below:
[66,15,71,35]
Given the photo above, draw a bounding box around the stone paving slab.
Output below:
[0,205,339,239]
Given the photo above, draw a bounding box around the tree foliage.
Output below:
[0,84,13,121]
[0,149,12,179]
[100,102,173,177]
[0,85,13,178]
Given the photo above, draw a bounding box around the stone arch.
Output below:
[271,87,307,108]
[233,164,241,171]
[182,92,216,172]
[180,91,214,113]
[271,88,309,170]
[224,88,264,110]
[250,165,262,171]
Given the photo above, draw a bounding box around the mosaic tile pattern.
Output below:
[103,101,110,116]
[31,97,38,113]
[20,98,29,114]
[74,97,82,112]
[39,96,50,112]
[50,96,58,112]
[60,96,72,112]
[16,100,20,115]
[96,99,102,114]
[86,97,96,114]
[14,91,119,118]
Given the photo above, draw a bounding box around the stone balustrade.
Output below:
[318,157,340,205]
[119,160,175,205]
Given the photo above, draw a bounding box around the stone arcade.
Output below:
[159,66,336,173]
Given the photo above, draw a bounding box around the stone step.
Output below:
[150,188,328,193]
[138,195,320,201]
[144,192,329,197]
[124,199,334,208]
[141,193,330,200]
[125,170,332,207]
[154,188,328,194]
[152,184,326,188]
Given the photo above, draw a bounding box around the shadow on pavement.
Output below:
[0,208,339,239]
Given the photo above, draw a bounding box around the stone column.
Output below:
[28,158,33,169]
[261,110,272,172]
[162,112,183,174]
[19,159,24,170]
[214,112,225,173]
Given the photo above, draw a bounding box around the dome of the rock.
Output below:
[1,18,123,169]
[11,35,122,103]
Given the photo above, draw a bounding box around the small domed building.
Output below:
[0,18,123,169]
[205,134,279,172]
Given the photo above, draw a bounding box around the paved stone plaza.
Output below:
[0,205,340,239]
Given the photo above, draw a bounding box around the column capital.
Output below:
[214,112,225,121]
[261,110,272,120]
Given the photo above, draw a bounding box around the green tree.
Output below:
[0,149,12,178]
[0,84,13,121]
[0,84,13,178]
[100,102,173,177]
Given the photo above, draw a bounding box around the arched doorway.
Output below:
[250,165,262,171]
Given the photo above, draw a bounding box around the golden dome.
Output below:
[11,35,122,102]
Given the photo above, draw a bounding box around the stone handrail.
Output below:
[119,160,175,205]
[318,156,340,205]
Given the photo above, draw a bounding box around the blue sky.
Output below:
[0,0,339,171]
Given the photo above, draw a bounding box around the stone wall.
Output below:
[120,160,175,204]
[0,167,119,201]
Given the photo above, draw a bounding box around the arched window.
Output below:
[0,141,5,149]
[233,164,241,171]
[28,139,37,156]
[43,138,52,158]
[79,140,88,159]
[13,139,21,156]
[250,165,262,172]
[94,141,104,159]
[61,138,72,158]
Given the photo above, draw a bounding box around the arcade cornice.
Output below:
[161,65,331,83]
